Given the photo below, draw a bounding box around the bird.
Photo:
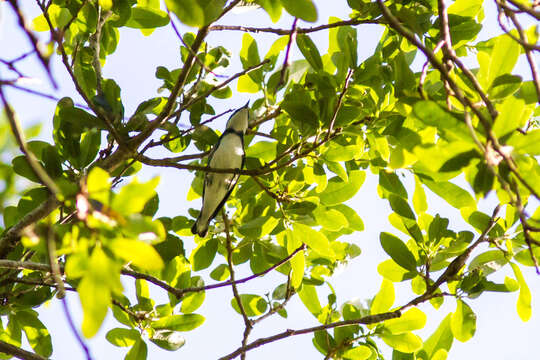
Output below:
[191,102,250,237]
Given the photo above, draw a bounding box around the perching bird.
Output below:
[191,102,250,237]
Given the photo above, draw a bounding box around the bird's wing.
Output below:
[206,172,240,223]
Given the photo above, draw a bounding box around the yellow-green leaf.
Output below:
[287,229,305,288]
[381,332,422,353]
[342,345,372,360]
[87,167,111,205]
[450,300,476,342]
[371,279,395,314]
[111,239,164,271]
[298,284,322,317]
[384,308,427,334]
[511,262,532,322]
[293,223,335,259]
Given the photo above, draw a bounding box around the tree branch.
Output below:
[7,0,57,89]
[278,18,298,89]
[0,340,47,360]
[209,18,382,35]
[326,68,353,140]
[218,311,401,360]
[222,210,252,360]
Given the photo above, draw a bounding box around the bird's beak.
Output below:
[243,100,250,108]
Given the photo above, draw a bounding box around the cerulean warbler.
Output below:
[191,102,250,237]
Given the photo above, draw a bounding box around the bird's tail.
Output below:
[191,217,209,237]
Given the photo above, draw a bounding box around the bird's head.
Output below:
[225,101,250,134]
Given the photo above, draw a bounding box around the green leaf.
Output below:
[125,338,147,360]
[231,294,268,317]
[152,314,205,331]
[450,300,476,342]
[287,229,305,289]
[298,284,322,317]
[417,314,454,360]
[493,97,530,139]
[150,329,186,351]
[392,350,415,360]
[14,311,52,357]
[384,308,427,334]
[447,0,483,17]
[258,0,282,22]
[388,194,416,220]
[280,0,317,22]
[112,177,159,215]
[510,263,532,322]
[378,259,416,282]
[392,52,415,96]
[166,0,204,27]
[468,250,508,276]
[478,32,521,87]
[413,177,427,213]
[191,238,218,271]
[319,170,365,206]
[296,34,323,70]
[293,223,335,259]
[371,279,395,314]
[245,141,277,162]
[343,345,373,360]
[508,129,540,155]
[181,277,205,313]
[125,7,169,29]
[210,264,230,281]
[332,204,364,231]
[79,247,122,338]
[12,156,39,183]
[423,180,476,211]
[313,207,349,232]
[106,328,140,347]
[514,248,540,267]
[239,33,262,78]
[381,332,422,353]
[110,239,164,271]
[380,232,417,272]
[488,74,522,99]
[379,170,408,199]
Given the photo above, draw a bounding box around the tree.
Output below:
[0,0,539,359]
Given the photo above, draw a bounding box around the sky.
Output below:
[0,1,539,359]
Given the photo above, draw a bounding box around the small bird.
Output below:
[191,102,250,237]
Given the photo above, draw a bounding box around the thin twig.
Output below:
[514,182,540,274]
[36,1,125,145]
[326,68,353,140]
[218,311,402,360]
[166,9,224,78]
[0,86,60,196]
[209,18,382,35]
[46,222,65,298]
[7,0,57,89]
[277,18,298,89]
[168,59,269,121]
[222,209,252,360]
[61,297,93,360]
[506,8,540,102]
[506,0,540,20]
[0,82,92,110]
[428,205,501,291]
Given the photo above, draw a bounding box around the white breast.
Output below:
[210,134,244,169]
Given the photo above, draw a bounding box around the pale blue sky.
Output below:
[0,1,538,359]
